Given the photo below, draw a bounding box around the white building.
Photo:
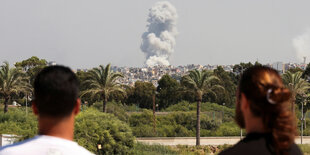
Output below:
[272,62,285,74]
[48,61,57,66]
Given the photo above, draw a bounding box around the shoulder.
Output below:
[0,136,41,155]
[219,141,303,155]
[288,143,303,155]
[218,146,235,155]
[74,145,94,155]
[218,139,272,155]
[0,136,94,155]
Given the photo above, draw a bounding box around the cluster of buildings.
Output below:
[110,65,219,86]
[67,60,308,87]
[106,62,306,86]
[271,62,307,74]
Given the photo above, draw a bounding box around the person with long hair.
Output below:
[220,66,302,155]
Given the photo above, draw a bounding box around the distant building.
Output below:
[48,61,57,66]
[272,62,285,74]
[76,69,88,72]
[97,63,308,86]
[0,134,18,147]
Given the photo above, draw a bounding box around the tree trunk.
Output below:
[103,97,107,113]
[4,96,9,113]
[301,101,304,144]
[292,97,295,113]
[303,115,306,130]
[302,107,306,129]
[304,117,307,129]
[153,94,156,135]
[196,100,201,146]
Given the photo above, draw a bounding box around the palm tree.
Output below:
[81,64,125,113]
[0,62,31,113]
[282,71,310,113]
[181,69,224,146]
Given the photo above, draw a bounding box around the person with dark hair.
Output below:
[219,66,302,155]
[0,66,93,155]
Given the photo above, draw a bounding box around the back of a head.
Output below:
[34,65,79,117]
[237,65,296,154]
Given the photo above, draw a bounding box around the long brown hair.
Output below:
[236,66,296,154]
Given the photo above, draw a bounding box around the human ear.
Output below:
[240,93,249,112]
[73,98,81,115]
[32,101,39,116]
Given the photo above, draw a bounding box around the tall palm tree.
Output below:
[282,71,310,113]
[81,64,125,113]
[181,69,224,146]
[0,62,31,113]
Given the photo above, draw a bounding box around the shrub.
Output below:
[164,101,195,111]
[217,144,232,151]
[75,108,135,154]
[213,122,240,136]
[129,110,157,137]
[173,145,225,155]
[123,104,142,112]
[0,107,37,140]
[164,101,235,123]
[92,101,129,122]
[298,144,310,155]
[131,143,178,155]
[129,110,221,137]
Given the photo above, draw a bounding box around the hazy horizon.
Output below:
[1,0,310,69]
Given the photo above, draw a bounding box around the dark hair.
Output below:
[34,65,79,117]
[236,66,296,154]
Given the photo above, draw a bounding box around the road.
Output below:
[136,137,310,145]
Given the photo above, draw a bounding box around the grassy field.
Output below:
[133,143,230,155]
[134,143,310,155]
[299,144,310,155]
[132,143,179,155]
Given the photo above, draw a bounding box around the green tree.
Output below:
[287,67,303,74]
[0,62,31,113]
[81,64,125,113]
[181,69,224,146]
[76,70,94,106]
[127,81,156,109]
[212,66,237,107]
[303,63,310,81]
[15,56,47,85]
[75,108,135,154]
[157,74,181,109]
[283,71,310,113]
[76,70,88,90]
[232,62,254,83]
[254,61,262,66]
[232,62,253,75]
[296,93,310,130]
[0,107,37,140]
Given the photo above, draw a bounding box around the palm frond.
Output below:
[181,69,225,100]
[283,71,310,97]
[80,63,125,101]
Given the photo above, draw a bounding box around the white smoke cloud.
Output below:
[141,1,178,67]
[293,29,310,62]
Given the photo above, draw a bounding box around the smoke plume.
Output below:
[141,1,178,67]
[293,29,310,62]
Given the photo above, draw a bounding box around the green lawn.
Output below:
[133,144,310,155]
[299,144,310,155]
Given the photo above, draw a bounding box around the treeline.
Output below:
[2,56,310,114]
[2,57,310,133]
[78,63,243,109]
[2,56,310,149]
[0,56,241,110]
